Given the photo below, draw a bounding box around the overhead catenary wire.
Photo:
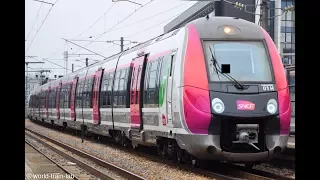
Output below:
[85,1,192,40]
[41,57,73,71]
[124,10,185,38]
[74,3,117,39]
[63,38,108,59]
[26,0,60,54]
[70,0,156,55]
[45,3,117,59]
[100,7,190,54]
[26,2,43,41]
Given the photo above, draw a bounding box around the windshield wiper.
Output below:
[208,46,244,90]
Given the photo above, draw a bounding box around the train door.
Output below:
[46,87,50,119]
[70,76,78,121]
[56,81,62,119]
[92,68,104,124]
[165,51,177,127]
[130,54,148,129]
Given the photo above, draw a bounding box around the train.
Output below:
[27,16,291,167]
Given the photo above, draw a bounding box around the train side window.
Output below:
[70,84,73,108]
[135,66,142,104]
[59,86,64,108]
[125,68,131,107]
[119,69,126,91]
[76,80,84,108]
[44,91,46,108]
[170,54,176,76]
[114,70,121,92]
[131,67,136,104]
[52,89,55,108]
[47,91,50,108]
[85,78,90,108]
[85,79,89,108]
[144,58,161,107]
[82,79,88,108]
[89,77,95,108]
[80,80,85,108]
[82,80,87,108]
[143,61,151,106]
[64,86,67,108]
[100,73,109,108]
[119,69,126,106]
[53,88,56,108]
[107,73,114,108]
[156,57,164,88]
[49,89,52,108]
[113,70,121,107]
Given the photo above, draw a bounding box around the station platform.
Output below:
[25,142,69,180]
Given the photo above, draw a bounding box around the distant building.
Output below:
[164,0,295,66]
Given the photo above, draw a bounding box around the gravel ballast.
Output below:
[25,120,212,180]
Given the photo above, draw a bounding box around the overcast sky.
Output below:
[25,0,197,78]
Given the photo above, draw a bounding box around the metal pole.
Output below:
[261,0,269,30]
[274,0,281,52]
[86,58,88,67]
[66,51,68,75]
[72,64,74,72]
[26,63,28,106]
[40,71,43,85]
[120,37,124,52]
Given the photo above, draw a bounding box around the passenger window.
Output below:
[144,58,161,107]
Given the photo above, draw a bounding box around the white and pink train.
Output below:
[27,16,291,167]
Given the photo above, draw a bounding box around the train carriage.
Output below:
[27,16,291,165]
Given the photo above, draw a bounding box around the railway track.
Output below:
[25,129,146,180]
[25,121,295,180]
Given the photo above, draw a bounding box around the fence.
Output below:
[286,65,295,135]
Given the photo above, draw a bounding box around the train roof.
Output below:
[190,16,265,40]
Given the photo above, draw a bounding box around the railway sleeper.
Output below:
[28,120,258,170]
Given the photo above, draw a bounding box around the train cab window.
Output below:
[144,58,161,107]
[203,41,273,82]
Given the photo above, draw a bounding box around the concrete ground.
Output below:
[25,143,69,180]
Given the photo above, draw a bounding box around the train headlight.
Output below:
[212,98,225,114]
[224,27,232,34]
[267,99,278,114]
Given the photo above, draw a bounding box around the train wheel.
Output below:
[191,157,197,168]
[161,143,168,159]
[174,145,182,164]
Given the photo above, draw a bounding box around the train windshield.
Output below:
[203,41,273,82]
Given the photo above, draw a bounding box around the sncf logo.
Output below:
[237,100,255,110]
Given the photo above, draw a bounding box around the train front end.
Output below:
[178,17,291,163]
